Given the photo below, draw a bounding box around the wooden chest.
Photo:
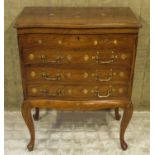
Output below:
[15,7,140,151]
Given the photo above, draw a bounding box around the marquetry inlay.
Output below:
[67,55,72,61]
[119,72,125,77]
[94,40,98,45]
[121,54,127,60]
[32,88,37,94]
[83,72,88,78]
[29,54,34,60]
[118,88,124,93]
[30,71,36,77]
[83,89,88,94]
[84,54,89,61]
[67,72,71,78]
[58,40,62,44]
[113,39,118,45]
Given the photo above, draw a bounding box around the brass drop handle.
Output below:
[97,59,114,64]
[40,89,64,96]
[95,69,113,82]
[94,53,114,64]
[40,55,63,64]
[41,73,61,81]
[94,87,112,98]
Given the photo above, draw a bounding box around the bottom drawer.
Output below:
[27,84,129,100]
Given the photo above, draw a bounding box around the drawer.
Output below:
[27,84,129,99]
[25,67,130,84]
[23,48,132,66]
[21,34,135,49]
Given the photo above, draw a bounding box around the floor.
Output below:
[4,110,149,155]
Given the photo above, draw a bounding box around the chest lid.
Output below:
[14,7,140,29]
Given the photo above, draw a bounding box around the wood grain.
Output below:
[15,7,140,151]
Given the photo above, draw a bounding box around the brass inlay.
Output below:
[83,72,88,78]
[119,72,125,77]
[115,55,118,58]
[32,88,37,94]
[67,55,72,61]
[113,40,118,45]
[94,40,98,45]
[118,88,124,93]
[83,89,88,94]
[58,40,62,44]
[30,71,36,77]
[29,54,34,60]
[38,40,42,44]
[113,72,117,76]
[92,56,95,60]
[121,54,127,60]
[68,89,72,94]
[67,72,71,78]
[112,88,116,92]
[84,55,89,61]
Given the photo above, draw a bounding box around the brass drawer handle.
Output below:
[94,52,114,64]
[41,73,61,81]
[97,59,114,64]
[40,55,63,64]
[40,89,63,96]
[94,87,112,98]
[95,69,113,82]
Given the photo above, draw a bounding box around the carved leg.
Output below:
[33,107,39,121]
[21,102,35,151]
[115,108,121,120]
[120,102,133,150]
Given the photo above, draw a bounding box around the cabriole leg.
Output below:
[120,102,133,150]
[21,102,35,151]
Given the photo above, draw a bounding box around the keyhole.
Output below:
[77,36,80,40]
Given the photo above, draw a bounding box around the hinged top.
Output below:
[15,7,141,29]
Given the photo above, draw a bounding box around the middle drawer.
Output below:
[25,67,130,84]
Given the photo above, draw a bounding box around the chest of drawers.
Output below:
[15,7,140,151]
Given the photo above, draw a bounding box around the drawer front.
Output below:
[22,34,135,49]
[26,67,130,83]
[23,48,132,66]
[27,84,129,99]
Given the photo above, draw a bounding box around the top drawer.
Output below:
[21,34,136,50]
